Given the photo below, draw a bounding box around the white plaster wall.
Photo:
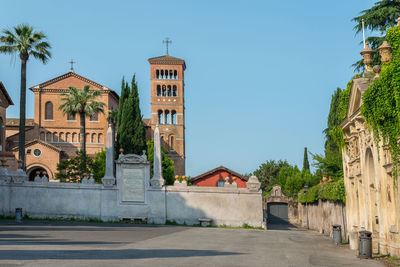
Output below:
[0,182,262,227]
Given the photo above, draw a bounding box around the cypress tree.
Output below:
[303,147,310,171]
[115,77,130,157]
[116,74,147,155]
[130,75,147,154]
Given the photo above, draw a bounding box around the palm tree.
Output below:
[59,85,105,152]
[0,24,51,169]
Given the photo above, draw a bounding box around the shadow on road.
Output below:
[0,249,242,260]
[267,223,298,231]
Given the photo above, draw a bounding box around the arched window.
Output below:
[65,132,70,143]
[72,133,77,143]
[157,85,161,96]
[59,132,64,142]
[46,132,52,142]
[172,85,177,97]
[169,70,173,79]
[67,113,76,121]
[45,101,53,120]
[53,132,58,143]
[40,132,45,141]
[275,189,279,196]
[161,70,164,79]
[86,133,90,143]
[161,135,164,145]
[98,133,103,143]
[174,70,178,79]
[156,69,160,79]
[90,112,98,122]
[165,70,168,79]
[162,85,166,96]
[165,110,170,124]
[167,85,172,97]
[91,133,96,143]
[158,110,164,124]
[171,110,177,124]
[170,136,174,150]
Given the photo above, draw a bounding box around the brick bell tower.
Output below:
[148,44,186,176]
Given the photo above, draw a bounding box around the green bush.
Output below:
[299,178,346,204]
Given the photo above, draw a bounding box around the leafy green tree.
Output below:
[147,140,175,185]
[284,171,304,198]
[352,0,400,72]
[303,147,310,171]
[253,160,290,192]
[116,75,147,155]
[55,151,94,183]
[59,85,105,152]
[92,150,106,182]
[0,24,51,169]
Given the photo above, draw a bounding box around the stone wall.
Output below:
[0,179,262,227]
[289,200,347,241]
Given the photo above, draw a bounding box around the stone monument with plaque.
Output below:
[115,151,150,204]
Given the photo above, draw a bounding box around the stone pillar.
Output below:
[150,126,165,187]
[102,123,116,187]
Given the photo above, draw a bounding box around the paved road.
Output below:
[0,221,382,267]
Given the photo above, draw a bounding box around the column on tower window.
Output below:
[167,85,171,97]
[171,110,177,124]
[165,110,170,124]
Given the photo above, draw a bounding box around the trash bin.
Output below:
[15,208,22,223]
[332,224,342,244]
[358,230,372,259]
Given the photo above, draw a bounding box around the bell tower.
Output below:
[148,53,186,176]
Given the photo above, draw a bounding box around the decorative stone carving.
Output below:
[0,167,10,184]
[115,154,149,164]
[360,42,375,72]
[174,179,187,187]
[246,175,261,192]
[11,169,28,184]
[378,41,392,63]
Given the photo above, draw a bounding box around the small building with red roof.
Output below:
[189,166,248,188]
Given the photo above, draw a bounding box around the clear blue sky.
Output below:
[0,0,377,176]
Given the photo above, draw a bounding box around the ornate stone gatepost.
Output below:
[246,176,261,192]
[150,126,165,188]
[102,123,116,187]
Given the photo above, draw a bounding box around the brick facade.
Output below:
[189,166,248,188]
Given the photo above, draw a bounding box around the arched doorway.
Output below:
[366,148,380,253]
[27,166,50,181]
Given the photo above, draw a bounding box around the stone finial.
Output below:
[373,65,381,79]
[360,42,375,71]
[378,41,392,63]
[102,122,116,187]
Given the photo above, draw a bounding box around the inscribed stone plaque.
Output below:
[121,168,145,202]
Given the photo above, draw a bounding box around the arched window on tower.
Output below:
[59,132,64,143]
[162,85,166,96]
[65,132,70,143]
[165,110,170,124]
[171,110,177,124]
[165,69,168,79]
[160,70,164,79]
[45,101,53,120]
[158,110,164,124]
[98,133,103,144]
[156,69,160,79]
[172,85,177,97]
[174,70,178,79]
[170,135,174,150]
[157,85,161,96]
[169,70,173,79]
[167,85,172,97]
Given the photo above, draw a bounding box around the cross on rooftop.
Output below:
[163,38,172,55]
[69,59,75,72]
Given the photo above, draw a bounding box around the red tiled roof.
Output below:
[189,166,248,183]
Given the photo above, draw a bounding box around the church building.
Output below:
[5,50,188,180]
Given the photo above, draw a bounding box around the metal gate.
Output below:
[267,202,288,224]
